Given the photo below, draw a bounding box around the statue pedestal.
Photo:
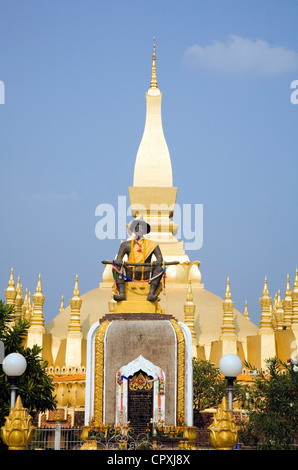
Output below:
[112,282,164,314]
[85,313,193,430]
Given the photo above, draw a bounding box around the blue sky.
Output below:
[0,0,297,326]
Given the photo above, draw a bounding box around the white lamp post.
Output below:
[219,354,243,410]
[2,353,27,408]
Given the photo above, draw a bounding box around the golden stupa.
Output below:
[4,42,298,425]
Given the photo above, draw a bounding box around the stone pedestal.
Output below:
[85,312,193,431]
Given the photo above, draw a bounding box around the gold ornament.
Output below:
[170,320,185,423]
[208,396,238,450]
[80,438,98,450]
[1,395,35,450]
[94,320,110,426]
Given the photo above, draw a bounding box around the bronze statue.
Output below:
[112,218,164,302]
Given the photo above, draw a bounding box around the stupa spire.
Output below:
[225,277,232,301]
[220,277,236,339]
[65,274,84,370]
[59,294,65,314]
[150,38,158,90]
[243,300,249,319]
[5,268,17,307]
[291,268,298,329]
[283,274,293,329]
[30,274,45,330]
[259,276,273,332]
[68,274,83,334]
[262,276,269,298]
[132,39,172,187]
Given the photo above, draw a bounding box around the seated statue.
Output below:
[112,217,164,302]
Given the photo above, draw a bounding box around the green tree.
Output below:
[193,358,226,411]
[239,357,298,449]
[0,300,57,428]
[193,358,248,419]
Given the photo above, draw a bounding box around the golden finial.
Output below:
[285,274,291,296]
[16,276,21,293]
[243,300,249,319]
[225,277,232,301]
[59,295,64,313]
[262,276,269,297]
[7,268,15,289]
[5,268,17,307]
[73,274,80,298]
[68,274,82,334]
[293,268,298,292]
[277,290,283,308]
[150,37,158,89]
[22,288,29,313]
[283,274,293,328]
[35,273,42,294]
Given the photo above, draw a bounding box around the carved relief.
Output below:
[94,320,110,426]
[128,370,153,391]
[170,320,185,422]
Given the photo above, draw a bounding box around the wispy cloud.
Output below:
[184,35,298,76]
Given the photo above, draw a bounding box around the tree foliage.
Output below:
[192,358,226,411]
[0,300,57,428]
[239,357,298,449]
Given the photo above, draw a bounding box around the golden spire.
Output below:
[68,274,83,334]
[23,289,32,322]
[22,288,29,318]
[64,274,84,370]
[59,295,64,314]
[262,276,269,298]
[30,274,45,330]
[259,276,273,332]
[8,268,15,289]
[221,277,236,339]
[275,289,284,329]
[26,275,46,350]
[5,268,17,307]
[291,269,298,329]
[243,300,249,319]
[73,274,80,298]
[36,273,42,294]
[294,268,298,292]
[14,277,24,321]
[225,277,232,301]
[132,37,173,187]
[283,274,292,329]
[150,37,158,90]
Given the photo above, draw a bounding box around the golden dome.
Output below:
[45,282,258,349]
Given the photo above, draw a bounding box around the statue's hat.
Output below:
[128,217,151,235]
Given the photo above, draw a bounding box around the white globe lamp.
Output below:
[219,354,243,410]
[2,353,27,408]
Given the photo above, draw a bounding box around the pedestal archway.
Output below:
[116,355,165,427]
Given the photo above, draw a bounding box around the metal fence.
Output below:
[29,426,213,450]
[29,426,83,450]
